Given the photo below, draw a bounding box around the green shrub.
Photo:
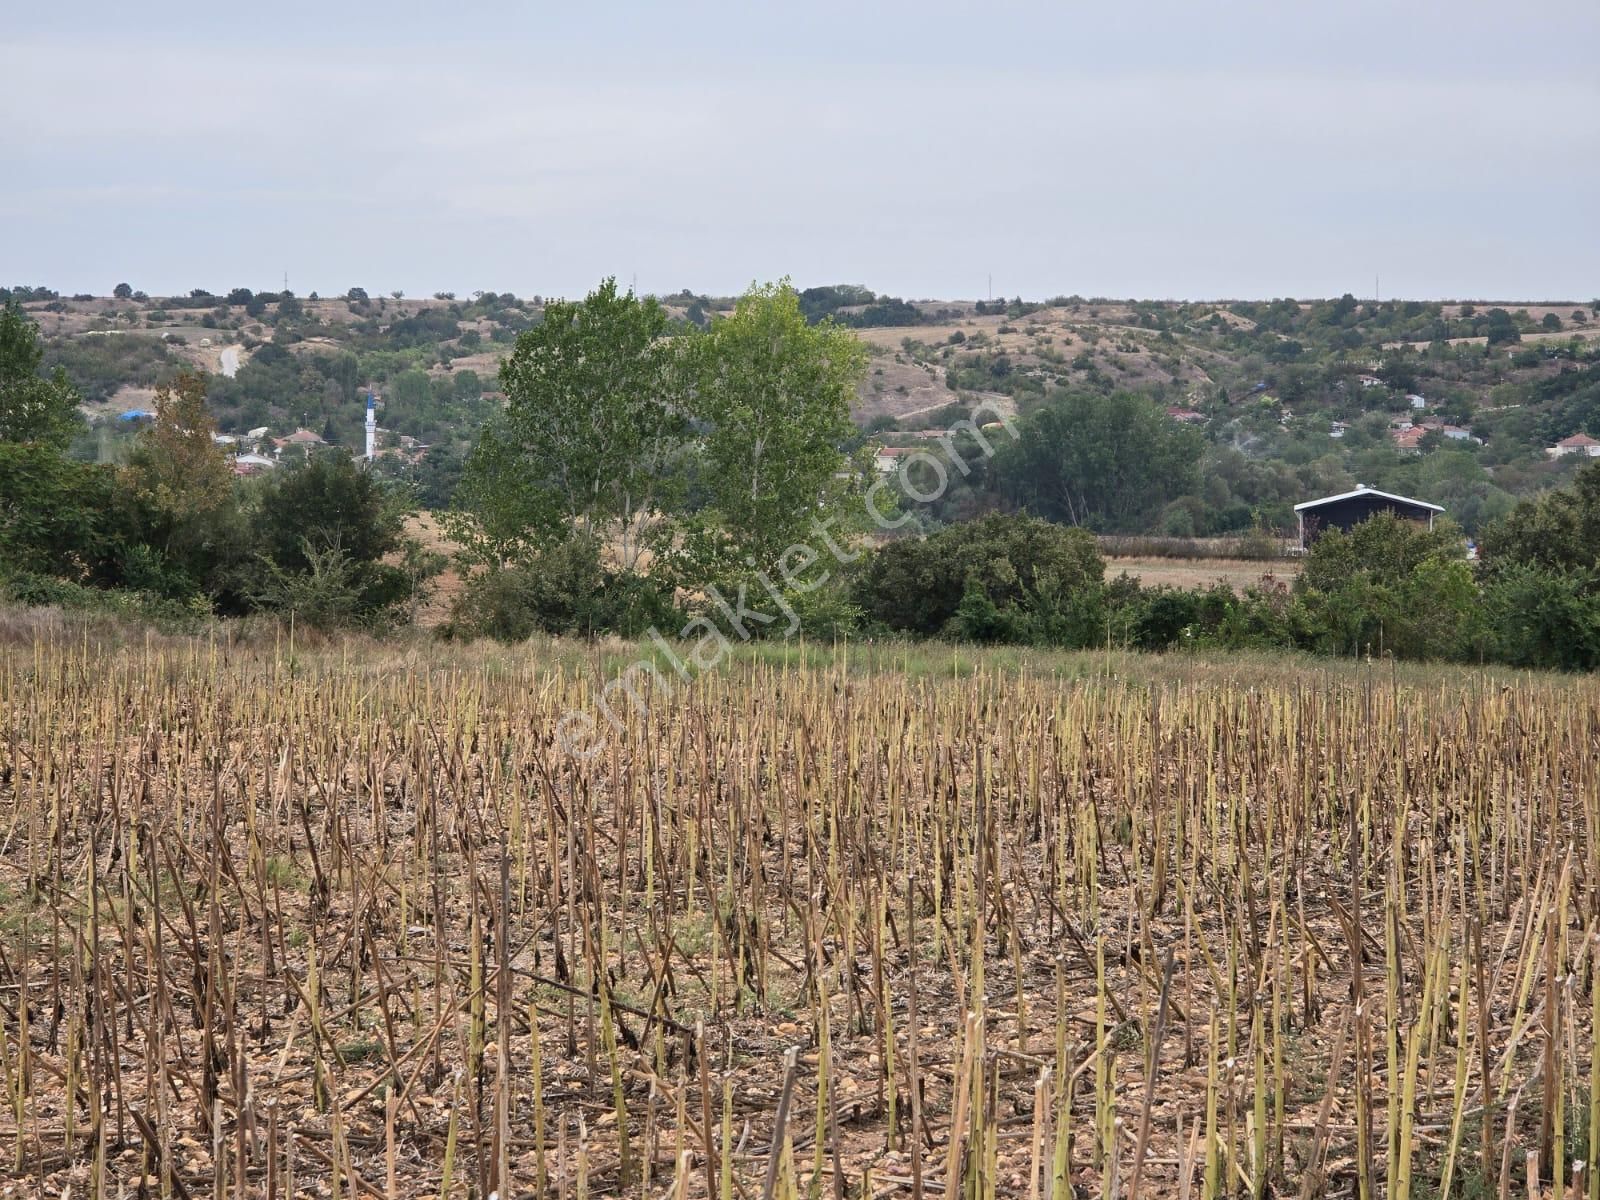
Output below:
[1127,587,1204,650]
[1480,564,1600,671]
[1291,513,1480,659]
[241,455,415,623]
[853,513,1104,639]
[781,580,861,642]
[948,578,1015,643]
[448,537,677,641]
[249,540,393,632]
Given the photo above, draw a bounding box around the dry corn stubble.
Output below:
[0,633,1597,1198]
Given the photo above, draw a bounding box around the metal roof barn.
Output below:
[1293,485,1443,550]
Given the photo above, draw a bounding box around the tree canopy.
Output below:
[246,454,414,626]
[452,279,688,570]
[125,371,232,522]
[678,281,866,578]
[852,513,1103,639]
[995,391,1204,532]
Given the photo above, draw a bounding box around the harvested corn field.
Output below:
[2,634,1598,1198]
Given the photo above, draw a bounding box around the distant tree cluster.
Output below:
[798,285,926,328]
[0,285,59,304]
[996,391,1204,531]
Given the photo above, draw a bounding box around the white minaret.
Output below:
[364,393,377,461]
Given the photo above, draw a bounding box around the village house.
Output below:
[274,428,326,449]
[1548,433,1600,458]
[1392,425,1428,453]
[1391,418,1480,452]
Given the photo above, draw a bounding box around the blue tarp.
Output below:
[117,410,155,421]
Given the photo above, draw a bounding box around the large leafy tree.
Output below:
[995,391,1203,532]
[125,371,233,525]
[0,298,83,447]
[680,281,866,578]
[451,278,689,570]
[122,371,238,595]
[253,453,406,571]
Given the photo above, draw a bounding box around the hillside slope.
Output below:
[15,284,1600,534]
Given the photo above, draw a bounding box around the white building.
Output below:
[1549,433,1600,458]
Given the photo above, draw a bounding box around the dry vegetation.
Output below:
[2,630,1598,1198]
[1106,558,1300,594]
[850,306,1237,428]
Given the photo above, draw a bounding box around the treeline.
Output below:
[0,299,431,629]
[435,279,1600,671]
[848,501,1600,671]
[797,285,961,328]
[1228,295,1596,349]
[449,494,1600,672]
[6,282,1600,672]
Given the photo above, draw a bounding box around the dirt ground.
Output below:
[403,512,467,627]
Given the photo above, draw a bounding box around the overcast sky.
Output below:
[6,1,1596,302]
